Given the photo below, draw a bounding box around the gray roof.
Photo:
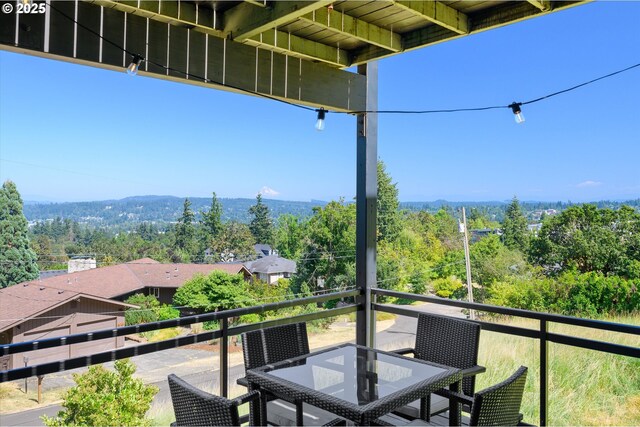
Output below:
[254,244,273,258]
[245,255,296,275]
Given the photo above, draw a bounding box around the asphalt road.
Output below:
[0,302,462,426]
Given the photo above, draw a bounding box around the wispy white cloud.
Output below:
[258,186,280,197]
[576,180,602,188]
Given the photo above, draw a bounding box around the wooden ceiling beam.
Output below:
[224,1,332,42]
[87,0,224,37]
[248,29,350,68]
[352,0,588,65]
[394,1,469,35]
[527,1,553,12]
[1,1,365,111]
[299,7,402,52]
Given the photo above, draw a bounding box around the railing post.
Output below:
[220,318,229,398]
[540,319,548,426]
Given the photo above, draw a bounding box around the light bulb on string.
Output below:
[126,55,143,76]
[21,0,32,5]
[315,108,326,131]
[509,102,525,124]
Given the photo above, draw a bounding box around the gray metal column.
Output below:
[355,62,378,348]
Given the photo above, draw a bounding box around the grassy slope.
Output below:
[477,315,640,426]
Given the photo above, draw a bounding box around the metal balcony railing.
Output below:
[1,288,638,426]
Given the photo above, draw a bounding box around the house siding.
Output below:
[8,298,125,370]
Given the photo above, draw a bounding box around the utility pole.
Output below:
[461,208,475,320]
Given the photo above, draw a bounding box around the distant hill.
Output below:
[23,196,639,230]
[23,196,327,230]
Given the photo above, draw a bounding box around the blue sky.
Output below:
[1,2,639,203]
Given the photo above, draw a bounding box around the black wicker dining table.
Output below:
[246,343,463,426]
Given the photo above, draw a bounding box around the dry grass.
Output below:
[0,381,66,414]
[477,314,640,426]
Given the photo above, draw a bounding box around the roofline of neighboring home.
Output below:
[0,293,137,334]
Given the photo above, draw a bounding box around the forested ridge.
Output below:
[6,170,639,317]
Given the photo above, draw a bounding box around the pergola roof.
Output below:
[1,0,587,111]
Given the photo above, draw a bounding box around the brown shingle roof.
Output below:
[0,259,250,332]
[12,258,250,299]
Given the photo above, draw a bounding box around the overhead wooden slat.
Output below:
[224,0,332,42]
[88,0,224,36]
[0,3,365,112]
[527,1,553,12]
[352,0,587,65]
[247,29,350,68]
[393,1,469,35]
[299,7,402,52]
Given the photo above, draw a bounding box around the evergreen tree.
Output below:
[377,160,401,242]
[502,196,528,251]
[0,180,39,287]
[249,194,274,245]
[201,192,223,241]
[174,198,195,253]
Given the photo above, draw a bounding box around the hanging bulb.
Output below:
[315,108,326,131]
[126,55,143,76]
[509,102,525,124]
[21,0,32,5]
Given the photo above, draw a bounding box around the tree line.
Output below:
[3,172,639,316]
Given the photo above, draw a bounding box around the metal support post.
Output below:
[220,318,229,397]
[355,62,378,348]
[540,320,549,426]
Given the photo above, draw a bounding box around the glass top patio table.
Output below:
[246,343,462,425]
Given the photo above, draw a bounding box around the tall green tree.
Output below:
[174,198,195,254]
[377,160,401,243]
[0,180,39,287]
[529,204,640,278]
[201,192,223,241]
[249,194,274,245]
[274,214,306,259]
[293,200,356,294]
[502,196,528,252]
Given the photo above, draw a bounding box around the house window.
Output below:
[150,287,160,298]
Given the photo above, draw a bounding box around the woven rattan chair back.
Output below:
[168,373,240,426]
[470,366,528,426]
[242,322,310,370]
[414,313,481,396]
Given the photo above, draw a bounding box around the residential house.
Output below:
[0,258,251,369]
[245,255,296,284]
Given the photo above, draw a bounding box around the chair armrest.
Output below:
[460,365,486,377]
[391,347,415,356]
[432,388,474,407]
[236,376,249,387]
[232,390,260,406]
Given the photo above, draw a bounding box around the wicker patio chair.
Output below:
[238,323,345,426]
[168,373,259,426]
[378,366,529,427]
[392,312,485,420]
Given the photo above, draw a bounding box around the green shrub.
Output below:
[487,271,639,316]
[431,276,464,298]
[41,360,158,427]
[124,293,179,325]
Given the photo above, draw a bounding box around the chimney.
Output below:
[68,257,97,273]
